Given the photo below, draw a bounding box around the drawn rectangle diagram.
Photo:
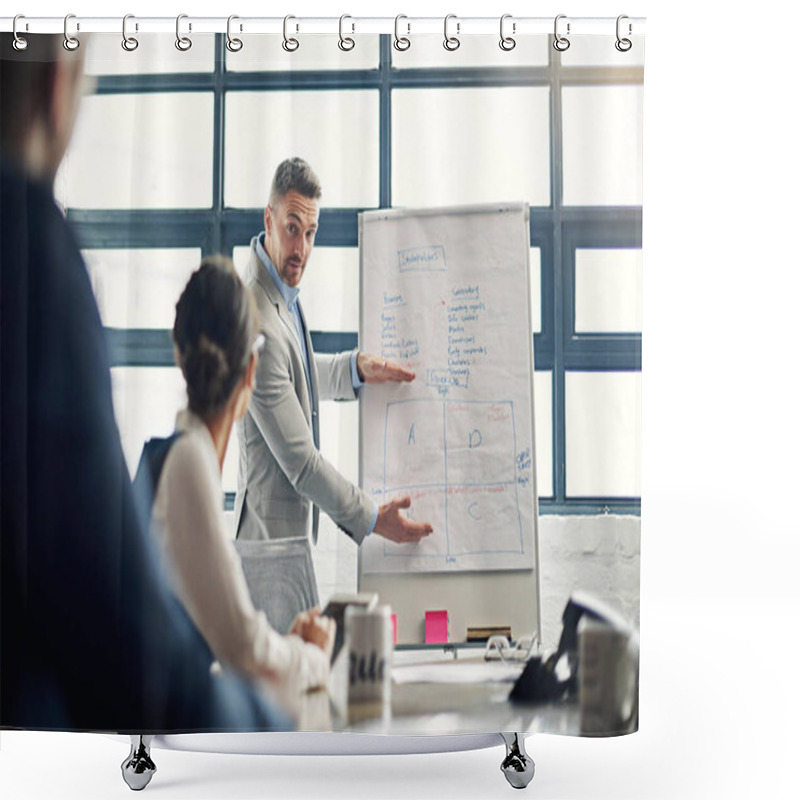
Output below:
[445,483,522,557]
[380,399,523,561]
[383,399,446,492]
[443,401,516,486]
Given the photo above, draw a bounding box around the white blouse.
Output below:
[151,409,329,692]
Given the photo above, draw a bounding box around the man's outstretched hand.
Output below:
[373,496,433,544]
[357,352,415,384]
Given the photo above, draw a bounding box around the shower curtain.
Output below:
[1,12,643,783]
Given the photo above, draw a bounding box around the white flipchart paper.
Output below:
[359,204,537,574]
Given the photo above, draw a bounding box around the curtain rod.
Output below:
[1,16,646,37]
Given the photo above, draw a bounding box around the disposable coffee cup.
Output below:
[578,617,638,735]
[344,604,393,709]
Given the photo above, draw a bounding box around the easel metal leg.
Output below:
[500,732,535,789]
[121,734,156,791]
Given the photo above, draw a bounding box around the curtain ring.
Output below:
[338,14,355,51]
[282,15,299,52]
[121,14,139,52]
[499,14,516,51]
[63,14,80,51]
[12,15,28,51]
[176,14,192,51]
[615,15,632,52]
[226,15,243,52]
[553,14,570,52]
[394,14,411,51]
[443,13,460,51]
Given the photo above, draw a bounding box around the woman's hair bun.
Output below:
[180,335,231,418]
[173,256,257,418]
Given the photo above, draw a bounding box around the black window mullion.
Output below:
[106,329,359,368]
[68,210,217,252]
[379,34,392,209]
[222,69,381,92]
[208,33,225,256]
[540,499,641,516]
[106,329,174,368]
[94,73,216,94]
[530,213,555,372]
[550,37,568,510]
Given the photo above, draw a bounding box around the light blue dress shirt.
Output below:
[256,234,378,535]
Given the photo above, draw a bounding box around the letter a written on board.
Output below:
[408,423,416,445]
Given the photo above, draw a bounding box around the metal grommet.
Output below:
[12,15,28,51]
[226,15,243,52]
[615,15,632,52]
[121,14,139,52]
[175,14,192,51]
[553,14,570,52]
[338,14,355,51]
[282,15,299,52]
[394,14,411,51]
[63,14,80,51]
[499,13,516,51]
[443,13,460,52]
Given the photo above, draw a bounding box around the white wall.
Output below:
[537,515,640,650]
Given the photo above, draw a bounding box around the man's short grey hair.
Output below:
[269,157,322,206]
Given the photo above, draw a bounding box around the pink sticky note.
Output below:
[425,610,449,644]
[391,613,398,645]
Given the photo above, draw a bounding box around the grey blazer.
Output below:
[233,239,374,545]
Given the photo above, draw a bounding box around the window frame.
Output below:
[69,34,643,516]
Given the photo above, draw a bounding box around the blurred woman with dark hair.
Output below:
[148,255,333,692]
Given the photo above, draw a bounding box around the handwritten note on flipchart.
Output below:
[359,204,537,574]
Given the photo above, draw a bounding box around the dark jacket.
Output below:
[0,157,290,733]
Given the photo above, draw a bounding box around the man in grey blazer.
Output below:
[234,158,433,548]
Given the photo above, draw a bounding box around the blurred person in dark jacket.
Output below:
[0,32,290,734]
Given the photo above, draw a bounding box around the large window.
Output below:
[61,32,642,516]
